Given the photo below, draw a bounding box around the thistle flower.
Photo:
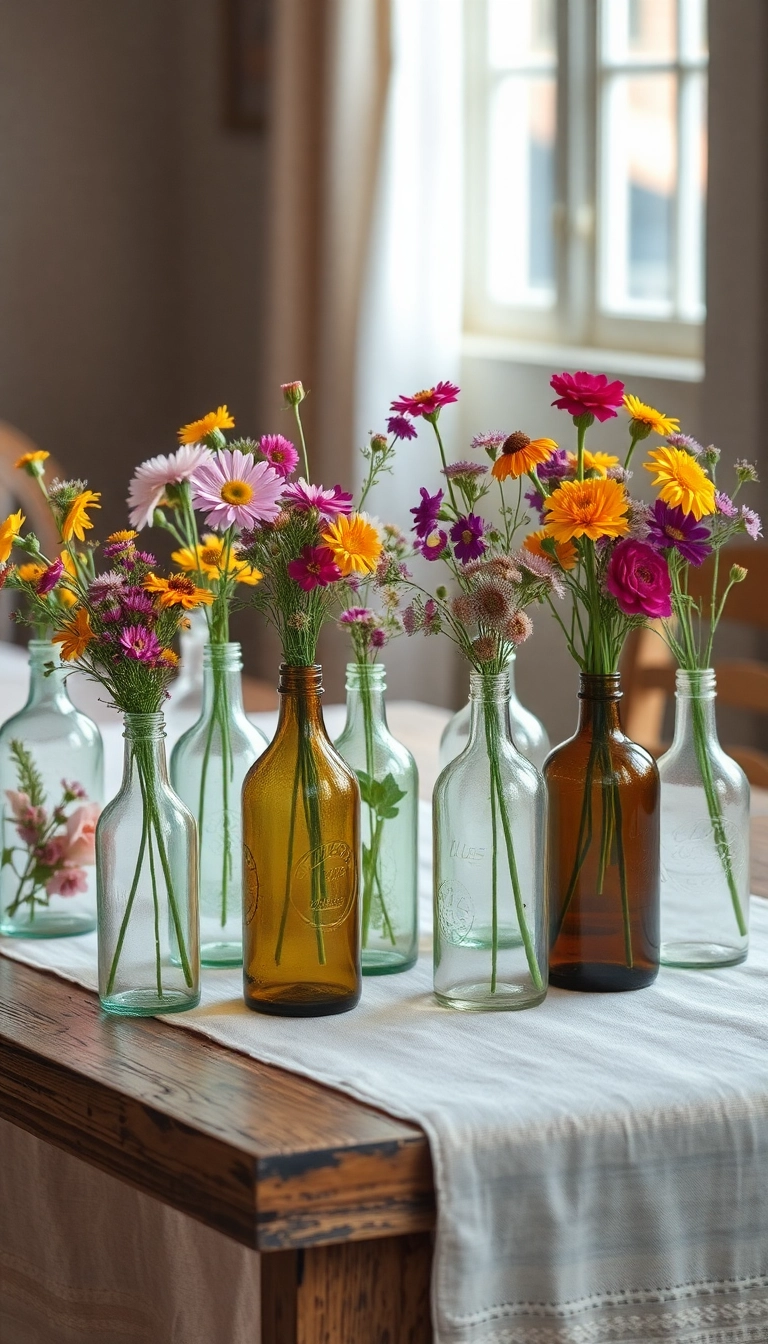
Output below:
[667,433,703,457]
[741,505,763,540]
[386,415,418,441]
[735,459,760,484]
[473,578,517,629]
[503,611,533,645]
[88,572,126,603]
[471,635,497,662]
[442,460,488,481]
[470,431,507,456]
[451,592,478,625]
[483,556,522,583]
[715,491,738,518]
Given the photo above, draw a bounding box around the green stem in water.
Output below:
[146,818,163,997]
[274,752,301,966]
[690,688,747,936]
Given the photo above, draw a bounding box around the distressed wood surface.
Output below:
[0,957,434,1250]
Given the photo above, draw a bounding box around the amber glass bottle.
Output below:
[545,673,659,992]
[242,664,361,1016]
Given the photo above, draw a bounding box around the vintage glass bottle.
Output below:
[545,673,660,992]
[433,670,547,1010]
[96,712,200,1016]
[334,662,418,974]
[438,653,550,772]
[242,664,361,1016]
[0,639,104,937]
[170,643,267,966]
[658,669,749,967]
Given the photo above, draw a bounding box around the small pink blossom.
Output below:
[260,434,299,479]
[46,866,88,898]
[35,837,67,867]
[65,802,100,865]
[5,789,31,820]
[282,479,353,520]
[390,381,460,420]
[286,545,342,591]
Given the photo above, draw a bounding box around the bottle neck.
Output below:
[201,642,245,716]
[122,712,169,786]
[342,661,387,736]
[25,640,72,710]
[576,673,624,736]
[467,670,512,745]
[670,668,719,748]
[275,664,326,735]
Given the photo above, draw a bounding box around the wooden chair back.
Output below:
[0,421,61,554]
[621,543,768,786]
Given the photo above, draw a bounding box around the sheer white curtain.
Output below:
[355,0,464,704]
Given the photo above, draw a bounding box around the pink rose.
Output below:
[64,802,100,865]
[45,866,88,898]
[35,837,67,867]
[605,539,672,618]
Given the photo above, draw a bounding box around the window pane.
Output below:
[488,0,556,70]
[603,0,676,64]
[677,72,707,317]
[487,75,557,306]
[680,0,707,59]
[600,73,677,312]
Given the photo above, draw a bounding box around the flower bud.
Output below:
[702,444,721,467]
[280,381,305,406]
[735,459,759,484]
[436,585,448,600]
[730,564,748,584]
[370,433,388,454]
[628,419,653,441]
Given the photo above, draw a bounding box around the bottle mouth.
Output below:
[345,661,386,690]
[203,641,243,671]
[123,711,166,739]
[675,667,716,696]
[578,672,622,701]
[278,663,323,695]
[469,669,509,699]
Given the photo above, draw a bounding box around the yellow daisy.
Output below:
[523,528,577,571]
[53,607,94,661]
[543,478,630,543]
[157,648,180,669]
[17,562,45,583]
[0,510,24,563]
[15,450,49,470]
[143,572,214,610]
[58,550,79,606]
[62,490,101,542]
[644,446,715,520]
[624,393,680,438]
[106,529,138,544]
[491,433,558,482]
[171,536,262,586]
[178,406,235,445]
[566,449,620,477]
[322,514,382,576]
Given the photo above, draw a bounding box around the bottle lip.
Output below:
[203,641,243,668]
[28,638,59,656]
[278,663,323,694]
[578,672,623,700]
[675,667,716,694]
[469,668,510,697]
[345,660,386,685]
[123,710,166,739]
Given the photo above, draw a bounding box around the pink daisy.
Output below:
[128,444,213,530]
[282,478,354,521]
[260,434,300,479]
[119,625,162,662]
[390,380,460,419]
[191,449,283,530]
[286,545,342,592]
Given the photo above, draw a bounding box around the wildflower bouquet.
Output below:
[9,510,210,997]
[389,381,561,999]
[645,445,761,942]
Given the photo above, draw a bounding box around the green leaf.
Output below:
[356,770,406,820]
[1,847,14,867]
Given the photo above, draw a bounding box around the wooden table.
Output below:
[2,819,767,1344]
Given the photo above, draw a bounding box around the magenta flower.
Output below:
[282,478,354,520]
[537,447,571,481]
[605,539,672,618]
[61,779,87,800]
[417,529,448,561]
[742,505,763,540]
[120,588,156,617]
[37,558,64,595]
[386,415,418,441]
[103,537,136,559]
[390,380,460,420]
[260,434,299,479]
[410,486,444,538]
[135,550,157,566]
[525,489,546,521]
[550,371,625,423]
[192,449,283,529]
[119,625,162,662]
[370,627,387,648]
[450,514,487,564]
[286,545,342,591]
[339,607,374,624]
[715,492,738,518]
[647,501,712,566]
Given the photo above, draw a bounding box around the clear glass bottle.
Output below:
[545,674,660,992]
[433,669,547,1010]
[170,643,267,966]
[96,712,200,1016]
[439,653,550,772]
[334,662,418,974]
[658,668,749,967]
[0,639,104,937]
[167,608,208,718]
[242,664,361,1017]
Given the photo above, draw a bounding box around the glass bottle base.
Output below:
[362,948,417,975]
[549,962,658,992]
[660,940,747,969]
[460,923,523,951]
[434,980,547,1012]
[200,940,243,968]
[244,982,361,1017]
[0,910,96,939]
[99,988,201,1017]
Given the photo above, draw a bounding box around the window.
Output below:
[464,0,708,358]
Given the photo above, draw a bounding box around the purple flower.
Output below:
[259,434,299,479]
[450,514,486,564]
[88,572,125,603]
[525,489,546,521]
[605,539,672,618]
[470,431,507,454]
[402,605,417,635]
[286,545,342,591]
[370,627,387,648]
[537,448,571,481]
[282,479,354,520]
[339,607,374,625]
[416,529,448,560]
[135,551,157,566]
[410,486,444,539]
[441,460,487,480]
[386,415,418,442]
[119,625,162,662]
[715,491,738,518]
[646,500,712,566]
[37,558,63,595]
[120,588,156,617]
[667,433,703,457]
[742,505,763,540]
[103,538,135,558]
[423,598,440,633]
[61,779,86,799]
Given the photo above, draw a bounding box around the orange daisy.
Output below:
[543,478,630,543]
[523,528,578,571]
[492,432,558,482]
[143,572,214,610]
[53,608,94,661]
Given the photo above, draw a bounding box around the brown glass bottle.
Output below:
[544,673,659,992]
[242,665,361,1016]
